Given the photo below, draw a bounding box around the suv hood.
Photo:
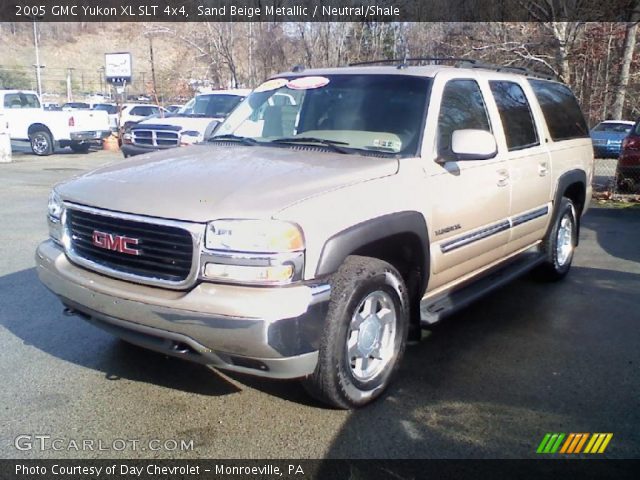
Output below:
[57,144,398,222]
[137,115,220,132]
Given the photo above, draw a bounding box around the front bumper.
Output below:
[70,130,111,141]
[121,143,176,157]
[35,240,330,379]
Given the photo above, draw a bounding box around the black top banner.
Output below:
[2,0,638,22]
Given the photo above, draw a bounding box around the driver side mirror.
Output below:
[450,129,498,161]
[203,120,221,140]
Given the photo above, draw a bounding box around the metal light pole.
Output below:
[32,20,43,97]
[66,67,75,102]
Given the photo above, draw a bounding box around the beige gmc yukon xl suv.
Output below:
[36,62,593,408]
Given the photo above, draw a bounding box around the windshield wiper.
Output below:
[208,134,257,146]
[270,137,350,154]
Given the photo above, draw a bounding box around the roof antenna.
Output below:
[291,65,305,73]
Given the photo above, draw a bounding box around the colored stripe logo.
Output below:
[536,433,613,454]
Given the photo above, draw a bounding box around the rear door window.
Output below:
[528,80,589,141]
[4,93,40,109]
[489,81,539,151]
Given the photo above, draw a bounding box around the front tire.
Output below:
[302,256,409,409]
[535,197,577,281]
[29,129,53,156]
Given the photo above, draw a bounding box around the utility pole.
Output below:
[32,64,45,94]
[32,20,43,97]
[248,22,254,87]
[149,36,159,104]
[66,67,75,102]
[97,67,104,96]
[141,71,146,95]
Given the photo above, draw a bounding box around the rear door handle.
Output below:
[497,169,509,187]
[538,162,548,176]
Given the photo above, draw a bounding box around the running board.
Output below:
[420,251,545,326]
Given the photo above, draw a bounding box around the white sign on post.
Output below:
[105,53,132,84]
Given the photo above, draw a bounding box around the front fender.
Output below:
[315,211,430,290]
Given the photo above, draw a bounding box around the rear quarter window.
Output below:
[528,80,589,141]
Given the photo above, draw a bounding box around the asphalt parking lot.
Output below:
[0,148,638,459]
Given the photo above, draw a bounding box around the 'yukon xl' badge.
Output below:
[92,230,141,255]
[435,224,462,236]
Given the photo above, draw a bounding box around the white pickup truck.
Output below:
[0,90,111,155]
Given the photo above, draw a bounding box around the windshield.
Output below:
[178,94,244,117]
[593,122,633,133]
[212,74,431,157]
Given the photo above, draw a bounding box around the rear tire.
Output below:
[617,174,635,193]
[302,256,409,409]
[535,197,577,281]
[29,129,53,156]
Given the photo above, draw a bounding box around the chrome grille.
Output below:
[132,129,180,147]
[65,207,195,285]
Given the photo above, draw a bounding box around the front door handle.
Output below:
[497,169,509,187]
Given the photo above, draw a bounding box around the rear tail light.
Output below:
[68,116,75,127]
[622,136,640,151]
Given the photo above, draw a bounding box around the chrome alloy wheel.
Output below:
[556,211,574,266]
[346,290,397,382]
[31,133,49,155]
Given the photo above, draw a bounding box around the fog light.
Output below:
[203,263,294,284]
[48,216,64,245]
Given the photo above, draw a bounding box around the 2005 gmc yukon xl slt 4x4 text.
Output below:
[36,62,593,408]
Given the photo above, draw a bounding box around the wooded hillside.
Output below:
[0,21,638,125]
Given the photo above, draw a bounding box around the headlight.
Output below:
[180,131,200,146]
[202,219,304,285]
[205,219,304,253]
[47,190,65,245]
[48,190,63,221]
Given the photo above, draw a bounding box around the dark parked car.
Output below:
[617,119,640,191]
[61,102,90,111]
[590,120,635,158]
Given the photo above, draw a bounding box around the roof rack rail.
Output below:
[458,61,557,80]
[347,57,558,80]
[349,57,475,67]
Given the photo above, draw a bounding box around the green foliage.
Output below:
[0,68,31,90]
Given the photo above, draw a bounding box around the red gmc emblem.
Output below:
[92,230,141,255]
